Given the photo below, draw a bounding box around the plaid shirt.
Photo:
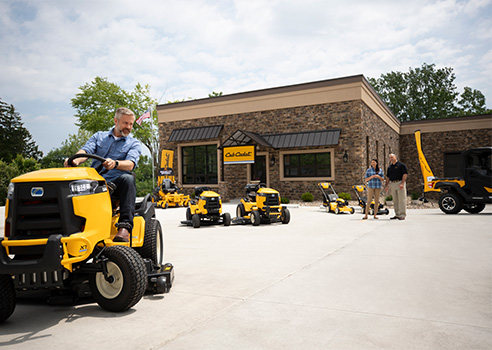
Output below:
[365,167,384,189]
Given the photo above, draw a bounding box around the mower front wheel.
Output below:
[281,207,290,224]
[89,246,147,313]
[0,274,16,323]
[223,212,231,226]
[250,211,261,226]
[192,214,201,228]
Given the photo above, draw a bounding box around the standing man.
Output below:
[385,153,408,220]
[65,107,142,242]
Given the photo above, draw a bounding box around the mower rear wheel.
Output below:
[192,214,201,228]
[236,203,245,218]
[281,207,290,224]
[0,274,16,323]
[135,218,163,265]
[89,246,147,312]
[334,207,340,215]
[223,212,231,226]
[186,208,192,221]
[463,203,486,214]
[250,211,261,226]
[350,207,355,214]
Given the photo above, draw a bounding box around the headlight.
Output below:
[7,183,15,200]
[70,180,98,196]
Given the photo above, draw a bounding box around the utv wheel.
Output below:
[463,203,486,214]
[89,246,147,312]
[250,211,261,226]
[223,212,231,226]
[0,275,15,323]
[236,203,245,218]
[135,218,163,265]
[439,193,463,214]
[281,207,290,224]
[186,208,192,221]
[192,214,201,228]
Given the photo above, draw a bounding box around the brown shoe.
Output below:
[397,217,405,220]
[113,228,130,242]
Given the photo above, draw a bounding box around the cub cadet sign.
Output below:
[223,145,255,164]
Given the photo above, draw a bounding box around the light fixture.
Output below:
[343,150,349,163]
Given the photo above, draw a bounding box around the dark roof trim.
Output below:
[168,125,223,142]
[220,129,341,149]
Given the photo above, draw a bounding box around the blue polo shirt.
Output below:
[365,167,384,189]
[81,128,142,182]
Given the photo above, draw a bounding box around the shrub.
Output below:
[338,192,351,200]
[385,194,393,201]
[411,192,420,200]
[281,197,290,204]
[301,192,314,202]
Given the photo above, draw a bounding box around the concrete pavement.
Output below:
[0,202,491,349]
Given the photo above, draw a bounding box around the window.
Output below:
[182,145,218,184]
[283,152,331,178]
[444,152,462,177]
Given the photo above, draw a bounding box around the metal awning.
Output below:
[168,125,223,142]
[220,129,341,149]
[262,129,341,148]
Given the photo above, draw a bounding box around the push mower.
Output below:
[234,183,290,226]
[352,184,389,215]
[318,182,355,214]
[0,153,174,323]
[182,186,231,228]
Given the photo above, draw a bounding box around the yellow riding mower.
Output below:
[182,186,231,228]
[318,182,355,214]
[0,154,174,323]
[235,183,290,226]
[152,176,190,209]
[352,184,389,215]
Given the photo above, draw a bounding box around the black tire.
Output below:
[350,207,355,214]
[135,218,163,265]
[192,214,201,228]
[236,203,245,218]
[0,274,16,323]
[250,211,261,226]
[463,203,486,214]
[439,193,463,214]
[334,207,340,215]
[89,246,147,312]
[281,207,290,224]
[186,207,192,221]
[223,212,231,226]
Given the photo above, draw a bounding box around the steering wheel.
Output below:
[67,153,110,175]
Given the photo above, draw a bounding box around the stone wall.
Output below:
[159,100,399,202]
[400,128,492,196]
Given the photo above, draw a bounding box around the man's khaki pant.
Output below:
[365,187,381,216]
[390,182,407,218]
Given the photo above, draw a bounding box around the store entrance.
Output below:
[250,155,267,184]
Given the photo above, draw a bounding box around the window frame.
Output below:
[279,148,335,181]
[178,141,220,187]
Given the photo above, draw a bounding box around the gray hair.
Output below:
[115,107,135,120]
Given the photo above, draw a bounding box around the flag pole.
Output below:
[151,104,156,189]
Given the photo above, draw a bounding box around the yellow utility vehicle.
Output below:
[151,150,190,209]
[415,130,492,214]
[235,183,290,226]
[0,153,174,323]
[183,186,231,228]
[318,182,355,214]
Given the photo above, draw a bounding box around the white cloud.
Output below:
[0,0,491,153]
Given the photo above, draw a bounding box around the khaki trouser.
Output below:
[390,181,407,218]
[365,187,381,216]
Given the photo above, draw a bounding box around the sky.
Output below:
[0,0,491,155]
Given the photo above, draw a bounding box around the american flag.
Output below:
[136,107,151,125]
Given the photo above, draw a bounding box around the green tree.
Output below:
[0,155,41,205]
[0,98,43,162]
[369,63,489,121]
[41,130,92,168]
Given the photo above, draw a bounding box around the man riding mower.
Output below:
[182,186,231,228]
[318,182,355,214]
[235,183,290,226]
[352,184,389,215]
[0,153,174,323]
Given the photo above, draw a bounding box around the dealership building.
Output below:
[156,75,492,201]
